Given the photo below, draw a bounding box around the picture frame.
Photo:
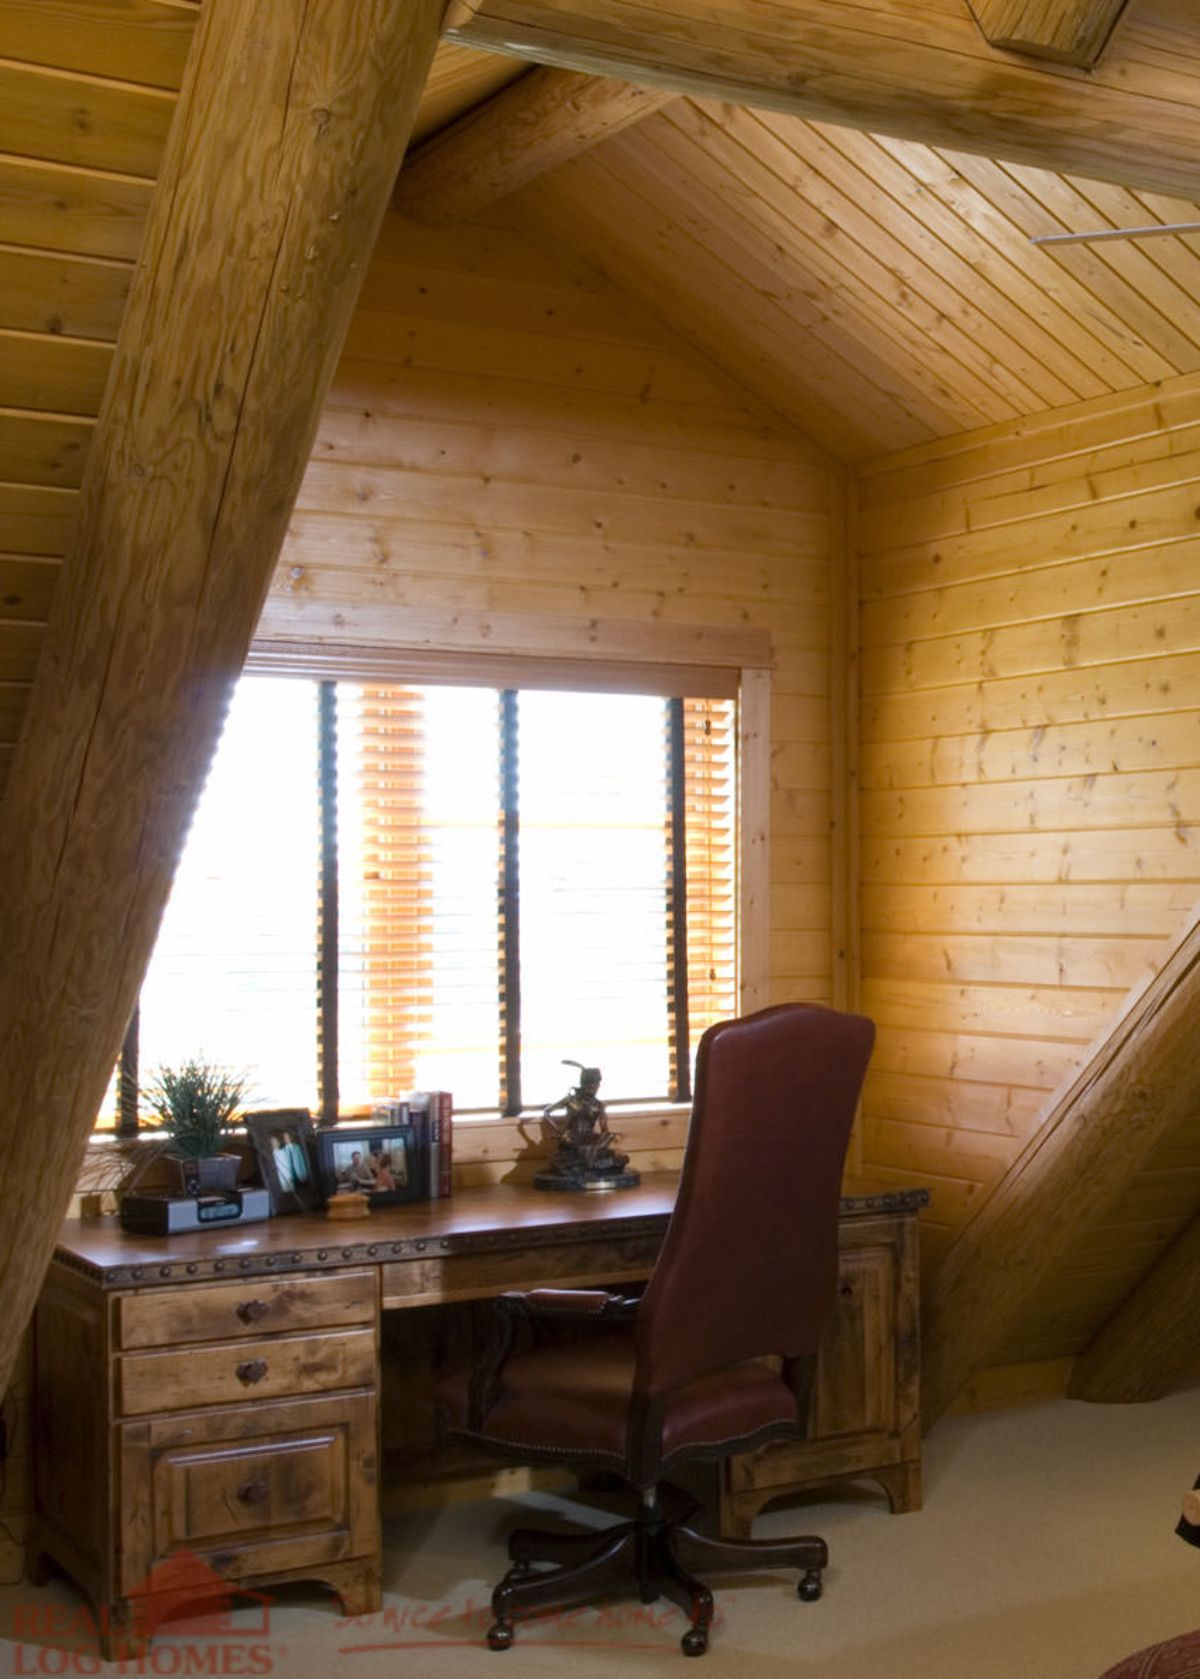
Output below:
[314,1123,422,1208]
[242,1110,324,1215]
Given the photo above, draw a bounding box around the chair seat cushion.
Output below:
[437,1329,798,1467]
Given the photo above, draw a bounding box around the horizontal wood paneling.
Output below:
[0,0,197,90]
[261,214,839,1011]
[0,20,557,777]
[859,371,1200,1361]
[0,1,192,767]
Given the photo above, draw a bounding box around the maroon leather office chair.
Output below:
[438,1002,875,1656]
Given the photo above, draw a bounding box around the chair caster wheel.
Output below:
[798,1569,822,1602]
[487,1620,515,1651]
[681,1626,709,1657]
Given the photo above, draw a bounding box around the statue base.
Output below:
[533,1165,641,1193]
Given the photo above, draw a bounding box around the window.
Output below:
[104,668,740,1128]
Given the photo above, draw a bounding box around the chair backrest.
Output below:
[634,1003,874,1399]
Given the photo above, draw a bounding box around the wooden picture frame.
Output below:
[314,1123,422,1208]
[243,1110,323,1214]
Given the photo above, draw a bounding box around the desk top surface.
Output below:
[53,1172,929,1289]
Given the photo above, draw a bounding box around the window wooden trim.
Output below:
[251,618,772,1023]
[99,623,770,1134]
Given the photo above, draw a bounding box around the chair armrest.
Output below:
[509,1288,640,1321]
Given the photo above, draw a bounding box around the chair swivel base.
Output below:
[485,1484,827,1657]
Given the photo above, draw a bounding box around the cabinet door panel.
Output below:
[813,1243,897,1439]
[119,1391,377,1591]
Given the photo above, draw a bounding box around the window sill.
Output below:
[456,1101,693,1129]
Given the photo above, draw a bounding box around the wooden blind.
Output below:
[103,674,741,1126]
[683,696,738,1067]
[344,685,432,1101]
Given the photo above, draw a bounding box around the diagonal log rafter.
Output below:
[444,0,1200,202]
[394,64,676,225]
[0,0,444,1400]
[921,904,1200,1429]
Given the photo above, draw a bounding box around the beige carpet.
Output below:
[3,1388,1198,1676]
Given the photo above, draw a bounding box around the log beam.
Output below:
[0,0,443,1398]
[1067,1212,1200,1403]
[444,0,1200,201]
[967,1,1132,66]
[920,908,1200,1429]
[394,65,676,224]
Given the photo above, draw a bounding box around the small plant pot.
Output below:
[176,1154,240,1197]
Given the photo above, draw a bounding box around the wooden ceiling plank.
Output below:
[519,163,900,456]
[0,60,175,181]
[869,138,1174,389]
[818,127,1145,396]
[0,330,113,416]
[967,0,1132,66]
[0,411,93,487]
[539,142,950,454]
[0,554,59,622]
[0,0,444,1400]
[741,106,1098,408]
[0,621,41,682]
[575,124,936,447]
[0,0,198,91]
[396,64,676,223]
[0,246,132,342]
[0,484,77,556]
[0,685,31,740]
[1068,1206,1200,1401]
[656,103,1024,425]
[0,157,153,263]
[920,901,1200,1425]
[1062,174,1200,315]
[1002,161,1200,363]
[444,0,1200,202]
[941,151,1196,382]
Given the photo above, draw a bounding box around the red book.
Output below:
[435,1091,453,1198]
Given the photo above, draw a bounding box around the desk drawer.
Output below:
[116,1327,376,1416]
[381,1234,661,1308]
[118,1389,377,1591]
[117,1270,377,1350]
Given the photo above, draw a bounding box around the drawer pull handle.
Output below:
[235,1359,268,1386]
[237,1478,269,1505]
[236,1299,270,1324]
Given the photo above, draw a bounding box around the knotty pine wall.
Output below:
[256,213,844,1178]
[857,371,1200,1375]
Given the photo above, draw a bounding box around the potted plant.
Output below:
[143,1058,249,1196]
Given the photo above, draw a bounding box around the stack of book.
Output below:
[371,1090,453,1201]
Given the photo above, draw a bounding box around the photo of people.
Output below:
[318,1127,414,1206]
[244,1109,322,1214]
[272,1128,311,1195]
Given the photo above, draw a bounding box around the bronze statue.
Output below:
[534,1060,640,1192]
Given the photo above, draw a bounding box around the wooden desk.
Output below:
[31,1173,927,1655]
